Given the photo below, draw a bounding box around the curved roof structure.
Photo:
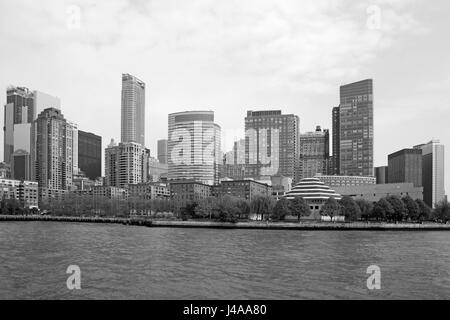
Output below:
[284,177,342,201]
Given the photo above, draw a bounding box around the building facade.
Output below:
[299,126,329,179]
[333,79,374,176]
[244,110,300,182]
[31,108,74,190]
[334,183,423,202]
[0,178,39,208]
[388,148,422,188]
[213,179,272,201]
[157,139,168,164]
[170,181,212,202]
[148,157,168,182]
[105,139,149,188]
[375,166,389,184]
[168,111,221,185]
[78,130,102,180]
[121,73,145,146]
[315,174,376,187]
[414,140,445,208]
[127,182,170,200]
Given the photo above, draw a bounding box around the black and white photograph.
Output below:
[0,0,449,312]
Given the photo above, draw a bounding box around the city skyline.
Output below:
[0,0,448,194]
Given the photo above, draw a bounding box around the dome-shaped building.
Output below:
[284,177,342,219]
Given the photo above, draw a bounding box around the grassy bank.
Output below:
[1,214,450,231]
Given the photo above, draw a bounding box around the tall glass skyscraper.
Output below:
[168,111,221,185]
[332,79,374,176]
[121,74,145,146]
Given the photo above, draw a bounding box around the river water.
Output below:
[0,222,449,299]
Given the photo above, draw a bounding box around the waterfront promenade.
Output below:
[1,215,450,231]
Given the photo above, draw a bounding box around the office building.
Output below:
[170,181,212,202]
[414,140,445,208]
[332,79,374,176]
[0,178,39,208]
[244,110,299,182]
[121,74,145,146]
[105,139,149,188]
[375,166,389,184]
[148,157,168,182]
[388,148,422,187]
[299,126,330,179]
[157,139,168,164]
[78,130,102,180]
[31,108,74,190]
[168,111,221,185]
[11,149,31,181]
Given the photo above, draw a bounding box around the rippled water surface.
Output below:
[0,222,449,299]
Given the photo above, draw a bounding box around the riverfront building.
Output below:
[332,79,374,176]
[170,181,212,202]
[0,178,38,208]
[127,182,170,200]
[414,140,445,208]
[299,126,330,179]
[244,110,300,182]
[121,74,145,146]
[168,111,221,185]
[284,177,342,220]
[334,183,424,202]
[213,179,272,201]
[388,148,422,188]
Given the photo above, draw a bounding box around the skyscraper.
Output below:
[332,79,374,176]
[3,86,60,166]
[78,130,102,180]
[331,106,340,175]
[299,126,330,179]
[168,111,221,185]
[105,139,149,188]
[375,166,388,184]
[121,74,145,146]
[31,108,74,190]
[157,139,168,164]
[244,110,299,181]
[388,148,422,188]
[414,140,445,208]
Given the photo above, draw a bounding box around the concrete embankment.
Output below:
[1,215,450,231]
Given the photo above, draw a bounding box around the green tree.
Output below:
[289,197,311,221]
[415,199,432,222]
[373,198,394,221]
[250,195,275,221]
[386,195,407,221]
[271,198,291,221]
[402,196,420,221]
[356,199,374,221]
[236,199,251,220]
[433,199,450,223]
[181,201,198,221]
[339,196,361,222]
[216,196,239,223]
[320,197,342,218]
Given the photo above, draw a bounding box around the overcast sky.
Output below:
[0,0,448,193]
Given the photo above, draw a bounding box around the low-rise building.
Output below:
[315,174,376,187]
[213,179,272,201]
[92,186,128,200]
[170,181,212,202]
[127,182,170,200]
[334,183,424,202]
[0,179,38,208]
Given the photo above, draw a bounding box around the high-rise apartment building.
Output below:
[388,148,422,187]
[31,108,74,190]
[299,126,329,179]
[331,106,340,175]
[105,139,149,188]
[244,110,299,182]
[168,111,221,185]
[332,79,374,176]
[157,139,168,164]
[78,130,102,180]
[121,74,145,146]
[414,140,445,208]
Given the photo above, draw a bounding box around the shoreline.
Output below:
[1,215,450,231]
